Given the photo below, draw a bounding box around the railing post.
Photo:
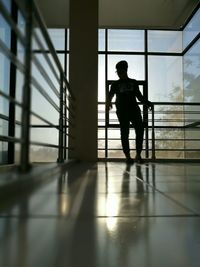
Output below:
[151,105,156,160]
[63,87,67,160]
[58,73,64,163]
[20,0,33,172]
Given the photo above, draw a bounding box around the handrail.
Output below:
[0,0,76,170]
[98,100,200,160]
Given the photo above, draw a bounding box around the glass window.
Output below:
[108,29,144,52]
[148,56,183,102]
[32,28,48,50]
[31,54,60,106]
[30,146,58,162]
[2,0,11,12]
[0,142,8,163]
[98,55,105,101]
[148,30,182,53]
[108,55,145,81]
[183,39,200,102]
[18,11,25,36]
[98,29,105,51]
[183,8,200,49]
[67,28,70,50]
[0,15,11,49]
[48,29,65,50]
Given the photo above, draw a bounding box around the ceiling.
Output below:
[36,0,200,29]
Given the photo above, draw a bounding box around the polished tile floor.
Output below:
[0,162,200,267]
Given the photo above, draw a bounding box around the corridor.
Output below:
[0,162,200,267]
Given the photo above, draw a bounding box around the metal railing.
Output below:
[98,101,200,160]
[0,0,75,171]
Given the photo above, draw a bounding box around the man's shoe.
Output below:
[135,155,143,164]
[126,157,134,164]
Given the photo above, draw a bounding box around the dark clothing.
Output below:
[109,78,149,155]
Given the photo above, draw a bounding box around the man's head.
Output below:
[116,60,128,79]
[116,60,128,70]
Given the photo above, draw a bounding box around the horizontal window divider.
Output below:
[98,51,182,56]
[98,138,200,141]
[153,102,200,106]
[98,101,200,106]
[147,52,182,56]
[98,125,200,130]
[30,124,58,129]
[98,148,200,152]
[98,51,145,55]
[33,49,69,54]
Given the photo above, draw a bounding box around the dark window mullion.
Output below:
[8,0,18,164]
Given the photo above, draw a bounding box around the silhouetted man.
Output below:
[108,60,152,163]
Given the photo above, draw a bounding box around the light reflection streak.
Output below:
[106,194,120,232]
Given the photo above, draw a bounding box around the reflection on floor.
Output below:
[0,162,200,267]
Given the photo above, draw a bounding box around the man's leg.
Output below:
[117,113,132,160]
[131,113,144,162]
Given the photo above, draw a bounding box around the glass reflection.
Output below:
[102,163,147,233]
[57,173,69,216]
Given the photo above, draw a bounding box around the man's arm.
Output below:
[108,84,115,110]
[135,82,153,110]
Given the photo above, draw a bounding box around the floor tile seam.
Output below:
[115,166,199,216]
[134,174,200,216]
[0,214,199,220]
[0,214,73,219]
[93,214,200,218]
[96,191,158,195]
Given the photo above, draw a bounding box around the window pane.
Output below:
[183,39,200,102]
[0,142,8,163]
[148,56,183,102]
[148,30,182,53]
[108,30,144,52]
[99,29,105,51]
[108,55,145,80]
[183,8,200,49]
[2,0,11,12]
[67,28,70,50]
[0,14,11,48]
[98,55,105,101]
[18,11,25,36]
[48,29,65,50]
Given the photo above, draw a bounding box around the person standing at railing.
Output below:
[108,60,153,164]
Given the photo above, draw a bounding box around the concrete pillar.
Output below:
[69,0,98,161]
